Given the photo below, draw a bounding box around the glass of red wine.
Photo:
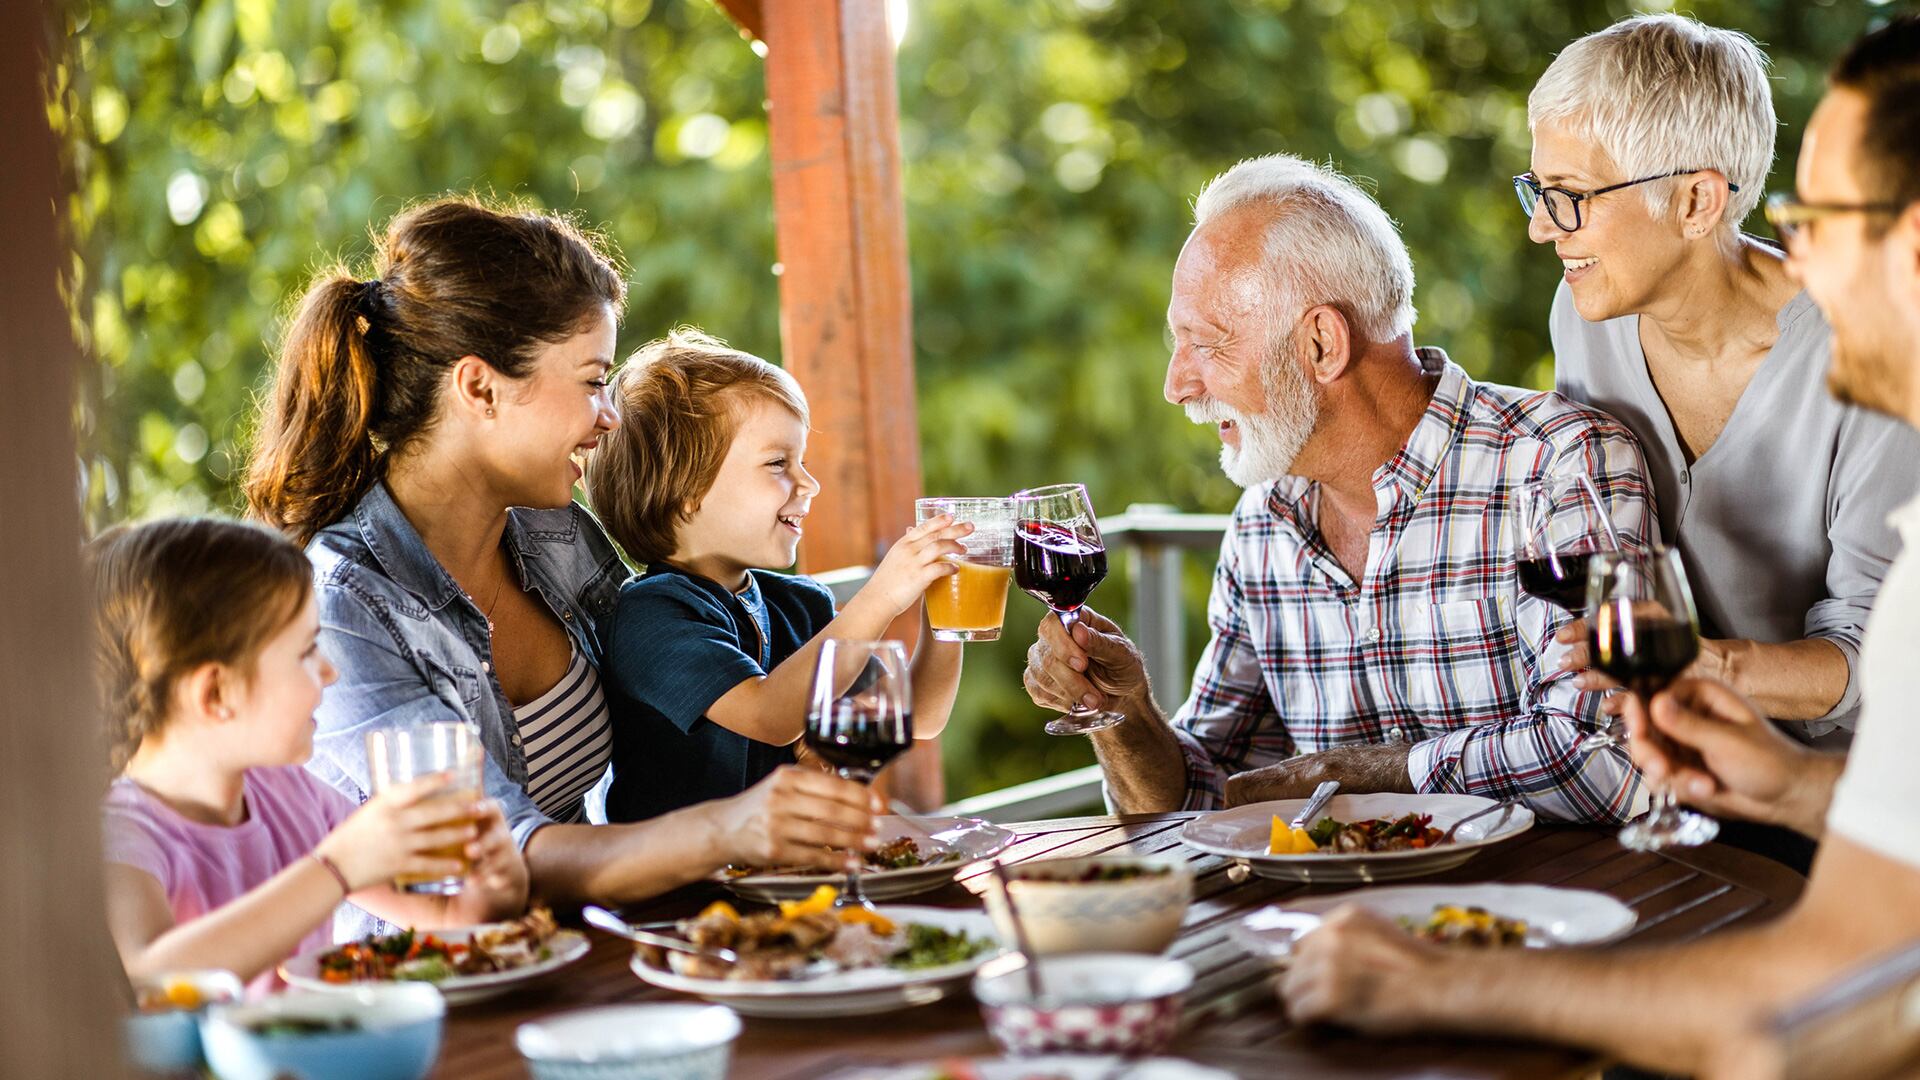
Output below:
[806,639,913,909]
[1585,547,1719,851]
[1012,483,1124,736]
[1516,473,1624,751]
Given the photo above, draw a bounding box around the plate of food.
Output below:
[1232,883,1637,959]
[628,887,1004,1017]
[1178,793,1534,883]
[279,907,590,1005]
[719,815,1016,902]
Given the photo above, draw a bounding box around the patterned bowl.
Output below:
[972,953,1194,1057]
[514,1004,740,1080]
[980,855,1193,955]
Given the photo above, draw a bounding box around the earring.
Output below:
[487,407,496,418]
[214,706,233,719]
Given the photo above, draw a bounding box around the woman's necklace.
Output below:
[465,558,507,635]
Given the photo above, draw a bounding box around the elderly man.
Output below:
[1279,17,1920,1078]
[1023,153,1656,823]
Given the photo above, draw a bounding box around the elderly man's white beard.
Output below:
[1184,353,1320,488]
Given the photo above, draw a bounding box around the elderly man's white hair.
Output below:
[1191,153,1417,345]
[1528,13,1775,226]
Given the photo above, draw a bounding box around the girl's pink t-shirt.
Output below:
[102,765,359,991]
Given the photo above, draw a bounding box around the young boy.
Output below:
[583,330,971,823]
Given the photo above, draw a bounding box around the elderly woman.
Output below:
[1517,15,1918,774]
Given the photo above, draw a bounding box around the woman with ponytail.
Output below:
[247,198,880,918]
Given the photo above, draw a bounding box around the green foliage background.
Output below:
[51,0,1896,799]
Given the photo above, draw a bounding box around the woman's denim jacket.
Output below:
[305,482,630,850]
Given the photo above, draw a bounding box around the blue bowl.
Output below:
[200,983,445,1080]
[124,970,245,1073]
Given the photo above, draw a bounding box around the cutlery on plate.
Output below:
[1441,800,1519,844]
[1289,780,1341,832]
[583,905,739,964]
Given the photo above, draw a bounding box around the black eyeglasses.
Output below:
[1765,192,1909,244]
[1513,170,1740,233]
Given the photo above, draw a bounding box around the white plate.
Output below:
[1232,883,1637,959]
[822,1057,1236,1080]
[629,906,1002,1018]
[1178,793,1534,883]
[720,816,1016,902]
[279,927,591,1006]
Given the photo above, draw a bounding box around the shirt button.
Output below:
[563,610,574,622]
[1388,726,1406,743]
[1366,627,1383,643]
[481,661,492,673]
[1680,468,1691,484]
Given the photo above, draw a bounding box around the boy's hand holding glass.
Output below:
[314,772,492,894]
[857,513,974,618]
[915,497,1015,642]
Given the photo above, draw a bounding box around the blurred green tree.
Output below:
[49,0,1890,798]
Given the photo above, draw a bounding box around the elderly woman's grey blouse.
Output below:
[1550,282,1920,744]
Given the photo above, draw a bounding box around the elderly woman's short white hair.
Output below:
[1191,154,1417,345]
[1528,14,1775,226]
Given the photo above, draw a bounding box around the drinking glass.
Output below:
[364,722,485,895]
[807,639,913,910]
[1011,483,1123,736]
[1585,547,1720,851]
[1515,473,1624,751]
[915,497,1015,642]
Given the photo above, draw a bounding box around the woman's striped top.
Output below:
[513,649,612,823]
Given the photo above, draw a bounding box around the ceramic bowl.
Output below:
[972,953,1193,1056]
[981,855,1193,955]
[200,983,444,1080]
[515,1004,741,1080]
[123,969,245,1074]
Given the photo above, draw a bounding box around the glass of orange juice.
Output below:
[364,722,484,895]
[916,497,1015,642]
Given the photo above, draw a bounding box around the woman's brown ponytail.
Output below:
[245,197,627,545]
[244,275,383,545]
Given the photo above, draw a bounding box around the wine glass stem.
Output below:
[844,772,872,906]
[1055,608,1093,717]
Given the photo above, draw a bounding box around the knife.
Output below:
[1289,780,1341,832]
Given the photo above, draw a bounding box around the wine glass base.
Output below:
[1619,808,1719,851]
[1579,733,1623,753]
[1046,710,1125,736]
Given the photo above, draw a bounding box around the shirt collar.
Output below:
[350,481,539,612]
[1371,346,1466,508]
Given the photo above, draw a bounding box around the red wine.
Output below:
[1014,522,1108,612]
[1588,617,1698,698]
[1517,552,1592,612]
[805,704,913,780]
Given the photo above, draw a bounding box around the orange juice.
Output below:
[925,560,1013,641]
[391,788,482,890]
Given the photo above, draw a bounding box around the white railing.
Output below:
[813,505,1230,820]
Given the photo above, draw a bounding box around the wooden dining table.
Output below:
[431,811,1806,1079]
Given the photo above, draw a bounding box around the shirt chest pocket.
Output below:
[421,654,484,712]
[1399,595,1528,725]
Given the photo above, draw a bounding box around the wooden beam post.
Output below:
[754,0,941,807]
[0,5,131,1074]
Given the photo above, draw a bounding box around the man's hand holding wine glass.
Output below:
[1021,605,1152,716]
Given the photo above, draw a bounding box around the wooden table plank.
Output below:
[432,814,1804,1080]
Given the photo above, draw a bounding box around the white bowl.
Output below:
[515,1004,740,1080]
[980,855,1193,955]
[973,953,1193,1057]
[200,983,444,1080]
[124,969,244,1074]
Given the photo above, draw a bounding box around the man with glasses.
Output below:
[1516,14,1920,872]
[1278,17,1920,1077]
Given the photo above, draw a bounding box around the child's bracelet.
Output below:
[310,852,351,897]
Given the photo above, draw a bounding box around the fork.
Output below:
[1441,800,1518,844]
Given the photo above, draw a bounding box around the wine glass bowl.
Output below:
[807,639,913,909]
[1584,548,1719,851]
[1011,484,1125,737]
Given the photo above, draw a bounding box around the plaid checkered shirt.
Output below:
[1167,349,1656,823]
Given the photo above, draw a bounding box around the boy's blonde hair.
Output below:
[585,329,809,566]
